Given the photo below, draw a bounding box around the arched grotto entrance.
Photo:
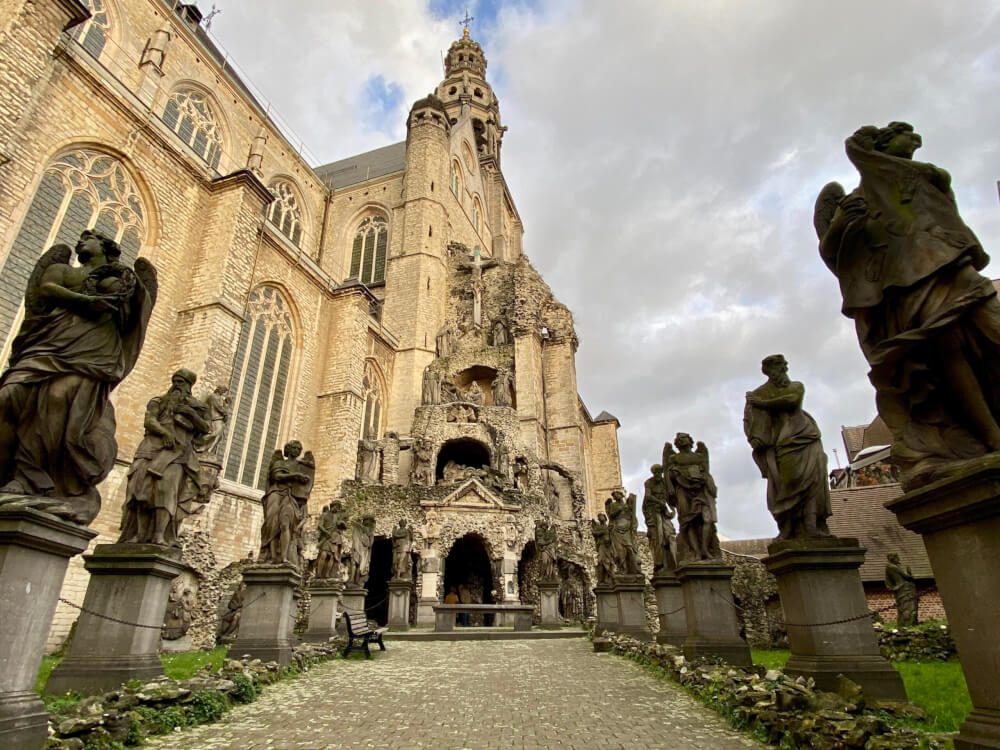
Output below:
[364,537,392,626]
[436,438,491,482]
[444,532,495,624]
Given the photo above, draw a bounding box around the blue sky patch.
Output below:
[360,74,405,136]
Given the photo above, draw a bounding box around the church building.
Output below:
[0,0,623,644]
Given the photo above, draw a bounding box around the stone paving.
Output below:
[146,639,763,749]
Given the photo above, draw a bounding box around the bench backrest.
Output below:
[343,611,370,636]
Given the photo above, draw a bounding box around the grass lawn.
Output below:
[36,646,228,696]
[751,649,971,733]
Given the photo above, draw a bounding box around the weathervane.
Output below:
[460,7,474,35]
[203,3,222,30]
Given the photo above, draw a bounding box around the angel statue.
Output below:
[590,512,614,585]
[816,122,1000,490]
[605,489,641,577]
[258,440,315,568]
[0,230,157,525]
[663,434,721,563]
[642,464,677,573]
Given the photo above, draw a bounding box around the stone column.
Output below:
[613,575,651,641]
[886,459,1000,750]
[229,565,300,666]
[764,538,906,699]
[537,581,560,627]
[417,556,440,626]
[0,507,95,750]
[338,584,368,635]
[46,543,185,697]
[388,580,412,631]
[303,581,342,643]
[652,572,686,647]
[594,583,617,635]
[676,561,751,666]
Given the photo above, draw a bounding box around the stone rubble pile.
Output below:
[606,634,940,749]
[44,641,343,749]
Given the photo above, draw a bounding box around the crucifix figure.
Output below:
[459,247,497,328]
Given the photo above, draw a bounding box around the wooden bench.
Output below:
[341,611,387,659]
[432,604,534,632]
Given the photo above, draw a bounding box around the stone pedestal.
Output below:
[302,580,342,643]
[887,458,1000,749]
[764,538,906,699]
[613,576,651,641]
[229,565,300,666]
[46,543,184,697]
[0,507,96,750]
[537,581,560,626]
[416,597,437,627]
[159,635,192,653]
[652,572,686,647]
[676,561,751,666]
[594,583,617,636]
[388,579,412,631]
[338,585,367,635]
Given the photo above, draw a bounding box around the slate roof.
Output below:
[827,483,934,583]
[840,417,892,463]
[314,142,407,190]
[593,410,619,424]
[721,538,771,559]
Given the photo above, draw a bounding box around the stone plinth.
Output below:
[652,572,686,647]
[0,506,96,750]
[416,597,437,627]
[388,579,412,631]
[613,576,651,641]
[338,585,367,635]
[886,458,1000,749]
[302,580,342,643]
[594,583,617,636]
[764,538,906,700]
[46,544,184,697]
[537,581,560,626]
[676,561,751,666]
[159,634,192,653]
[229,565,300,666]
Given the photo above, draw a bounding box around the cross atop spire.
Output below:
[460,7,474,37]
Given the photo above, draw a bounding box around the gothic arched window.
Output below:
[0,149,146,357]
[223,286,296,489]
[162,89,223,169]
[73,0,110,59]
[450,161,462,197]
[349,215,388,285]
[360,362,385,439]
[266,180,303,247]
[472,199,482,233]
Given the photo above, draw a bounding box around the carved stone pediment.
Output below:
[421,478,519,513]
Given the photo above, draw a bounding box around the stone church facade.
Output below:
[0,0,623,646]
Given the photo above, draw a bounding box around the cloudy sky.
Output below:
[208,0,1000,540]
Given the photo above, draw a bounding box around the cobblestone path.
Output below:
[146,639,763,749]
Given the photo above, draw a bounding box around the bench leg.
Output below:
[342,642,352,659]
[376,634,386,651]
[363,637,372,659]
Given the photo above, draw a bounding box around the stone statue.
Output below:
[605,489,641,576]
[492,369,513,407]
[493,442,511,482]
[546,479,561,515]
[161,581,194,640]
[435,327,453,358]
[492,319,510,346]
[590,512,614,585]
[885,552,918,626]
[442,460,465,483]
[465,380,484,406]
[357,438,381,483]
[663,434,721,563]
[391,519,413,580]
[535,519,559,582]
[119,369,212,546]
[411,438,433,486]
[314,502,347,581]
[197,385,231,457]
[421,366,441,405]
[348,514,376,587]
[440,379,459,403]
[513,456,529,490]
[642,464,677,574]
[744,354,832,540]
[0,231,157,524]
[218,581,245,641]
[258,441,315,568]
[815,121,1000,490]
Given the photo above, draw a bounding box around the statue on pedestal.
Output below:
[590,512,614,585]
[391,519,413,580]
[422,366,441,406]
[357,437,381,483]
[605,489,641,576]
[492,319,510,347]
[744,354,832,540]
[663,434,721,563]
[816,122,1000,490]
[314,502,347,581]
[119,369,212,546]
[885,553,918,626]
[347,514,376,587]
[0,230,157,524]
[535,519,559,582]
[642,464,677,573]
[258,441,315,568]
[492,369,513,407]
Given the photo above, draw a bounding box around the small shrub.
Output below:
[81,728,126,750]
[189,690,229,724]
[230,673,257,704]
